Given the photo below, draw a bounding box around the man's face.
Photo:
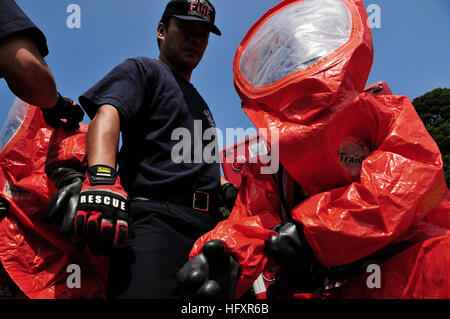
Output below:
[158,17,210,72]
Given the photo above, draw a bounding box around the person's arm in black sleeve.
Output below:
[0,0,84,129]
[78,58,151,121]
[0,33,57,108]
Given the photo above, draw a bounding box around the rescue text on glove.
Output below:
[75,165,129,255]
[78,191,127,212]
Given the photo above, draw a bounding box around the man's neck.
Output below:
[157,57,192,82]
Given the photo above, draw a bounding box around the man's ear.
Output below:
[157,22,166,44]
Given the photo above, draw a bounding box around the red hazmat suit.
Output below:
[0,99,108,299]
[190,0,449,298]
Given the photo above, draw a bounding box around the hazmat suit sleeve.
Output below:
[189,161,282,298]
[291,94,447,268]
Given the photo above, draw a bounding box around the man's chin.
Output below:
[178,58,201,72]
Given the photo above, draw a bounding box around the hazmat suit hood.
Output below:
[233,0,374,194]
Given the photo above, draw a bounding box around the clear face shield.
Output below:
[239,0,352,88]
[233,0,374,193]
[0,98,29,152]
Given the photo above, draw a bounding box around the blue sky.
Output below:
[1,0,449,149]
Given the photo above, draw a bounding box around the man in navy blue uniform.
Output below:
[77,0,233,298]
[0,0,83,130]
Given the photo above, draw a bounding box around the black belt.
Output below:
[131,190,219,213]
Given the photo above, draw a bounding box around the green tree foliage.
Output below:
[412,88,450,186]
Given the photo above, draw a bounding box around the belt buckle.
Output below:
[193,191,209,212]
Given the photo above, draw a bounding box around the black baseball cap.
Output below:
[162,0,221,36]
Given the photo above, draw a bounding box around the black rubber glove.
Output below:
[0,197,8,220]
[177,240,241,299]
[265,222,326,296]
[45,172,83,238]
[220,183,239,211]
[42,93,84,130]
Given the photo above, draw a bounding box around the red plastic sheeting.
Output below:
[191,0,449,298]
[0,102,108,299]
[426,190,450,230]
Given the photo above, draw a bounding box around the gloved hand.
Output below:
[45,168,84,237]
[220,183,239,211]
[74,165,129,255]
[177,240,240,299]
[42,93,84,130]
[265,222,326,296]
[0,197,8,220]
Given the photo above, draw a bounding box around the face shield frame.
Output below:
[0,99,36,158]
[233,0,368,101]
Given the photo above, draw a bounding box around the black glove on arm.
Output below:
[0,197,9,220]
[42,93,84,130]
[265,222,327,296]
[177,240,241,299]
[46,165,129,256]
[221,183,239,211]
[45,168,84,238]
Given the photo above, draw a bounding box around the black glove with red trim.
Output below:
[177,240,240,299]
[75,165,129,255]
